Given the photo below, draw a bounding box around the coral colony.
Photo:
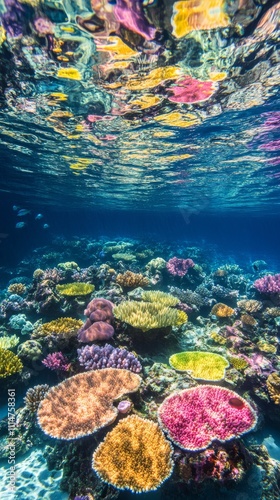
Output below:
[2,238,280,498]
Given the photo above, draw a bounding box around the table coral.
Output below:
[169,351,229,381]
[211,303,235,318]
[92,415,174,493]
[0,348,23,378]
[56,282,94,296]
[116,270,149,289]
[113,300,187,331]
[37,368,141,439]
[158,385,257,451]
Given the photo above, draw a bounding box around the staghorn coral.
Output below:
[42,352,70,371]
[211,303,235,318]
[17,340,43,360]
[37,368,141,439]
[113,300,187,332]
[0,335,19,350]
[0,348,23,378]
[254,274,280,294]
[266,372,280,404]
[158,385,257,451]
[32,317,83,339]
[78,343,142,373]
[142,290,179,307]
[237,299,262,314]
[116,271,149,289]
[7,283,26,295]
[92,415,174,493]
[56,282,94,296]
[169,351,229,381]
[23,384,50,413]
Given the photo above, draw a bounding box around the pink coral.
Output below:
[42,352,70,371]
[158,385,257,451]
[254,274,280,294]
[78,298,115,342]
[167,76,217,104]
[166,257,194,277]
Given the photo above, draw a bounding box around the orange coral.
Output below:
[211,303,234,318]
[92,415,174,493]
[241,314,257,327]
[37,368,141,439]
[116,271,149,289]
[7,283,26,295]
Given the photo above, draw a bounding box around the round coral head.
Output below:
[158,385,257,451]
[78,321,114,342]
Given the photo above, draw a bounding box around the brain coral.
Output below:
[92,415,174,493]
[158,385,257,451]
[37,368,141,439]
[211,303,235,318]
[56,282,94,296]
[0,348,23,378]
[113,300,187,331]
[169,351,229,381]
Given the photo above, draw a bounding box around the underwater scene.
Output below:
[0,0,280,499]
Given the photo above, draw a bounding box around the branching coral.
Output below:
[169,351,229,381]
[237,300,262,313]
[211,303,235,318]
[142,290,180,307]
[158,385,257,451]
[78,343,142,373]
[228,356,249,372]
[0,335,19,350]
[116,271,149,289]
[37,368,141,439]
[7,283,26,295]
[113,300,187,331]
[254,274,280,294]
[266,372,280,404]
[32,317,83,339]
[24,384,50,413]
[92,415,174,493]
[0,348,23,378]
[56,282,94,296]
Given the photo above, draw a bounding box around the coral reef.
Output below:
[56,283,95,296]
[254,274,280,294]
[92,415,174,493]
[23,384,50,413]
[116,270,149,289]
[37,368,141,439]
[266,372,280,404]
[169,351,229,381]
[211,303,235,318]
[78,343,142,372]
[158,385,257,451]
[78,298,115,342]
[166,257,195,277]
[113,300,187,331]
[0,348,23,378]
[32,317,83,339]
[42,352,71,371]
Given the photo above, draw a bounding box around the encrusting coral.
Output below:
[56,282,94,296]
[37,368,141,439]
[32,317,83,339]
[211,303,235,318]
[92,415,174,493]
[116,271,149,289]
[158,385,257,451]
[113,300,187,331]
[169,351,229,381]
[0,348,23,378]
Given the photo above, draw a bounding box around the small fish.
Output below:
[35,213,43,220]
[13,205,20,211]
[43,223,49,229]
[15,222,26,229]
[17,209,31,217]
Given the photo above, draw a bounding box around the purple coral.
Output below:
[254,274,280,294]
[78,298,115,342]
[166,257,195,277]
[42,352,70,371]
[77,343,142,373]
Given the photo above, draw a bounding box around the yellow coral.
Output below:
[56,282,94,296]
[32,317,83,339]
[0,335,20,350]
[211,303,235,318]
[142,291,179,307]
[241,314,257,327]
[0,348,23,378]
[37,369,141,439]
[57,67,81,80]
[237,300,262,313]
[210,331,227,345]
[257,341,277,354]
[7,283,26,295]
[154,111,200,128]
[172,0,230,39]
[112,253,136,261]
[92,415,174,493]
[126,66,181,91]
[113,301,187,331]
[266,372,280,404]
[169,351,229,381]
[228,356,248,372]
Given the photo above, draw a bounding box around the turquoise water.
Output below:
[0,1,280,499]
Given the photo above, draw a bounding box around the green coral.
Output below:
[57,261,80,271]
[169,351,229,381]
[228,355,249,372]
[17,340,43,361]
[112,253,136,261]
[142,291,179,307]
[56,282,94,296]
[113,300,187,332]
[0,348,23,378]
[146,257,166,271]
[32,317,83,339]
[0,335,20,350]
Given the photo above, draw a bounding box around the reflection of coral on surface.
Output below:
[37,368,141,439]
[167,76,217,104]
[92,415,174,493]
[158,385,257,451]
[171,0,230,38]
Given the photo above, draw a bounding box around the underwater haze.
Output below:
[0,1,280,500]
